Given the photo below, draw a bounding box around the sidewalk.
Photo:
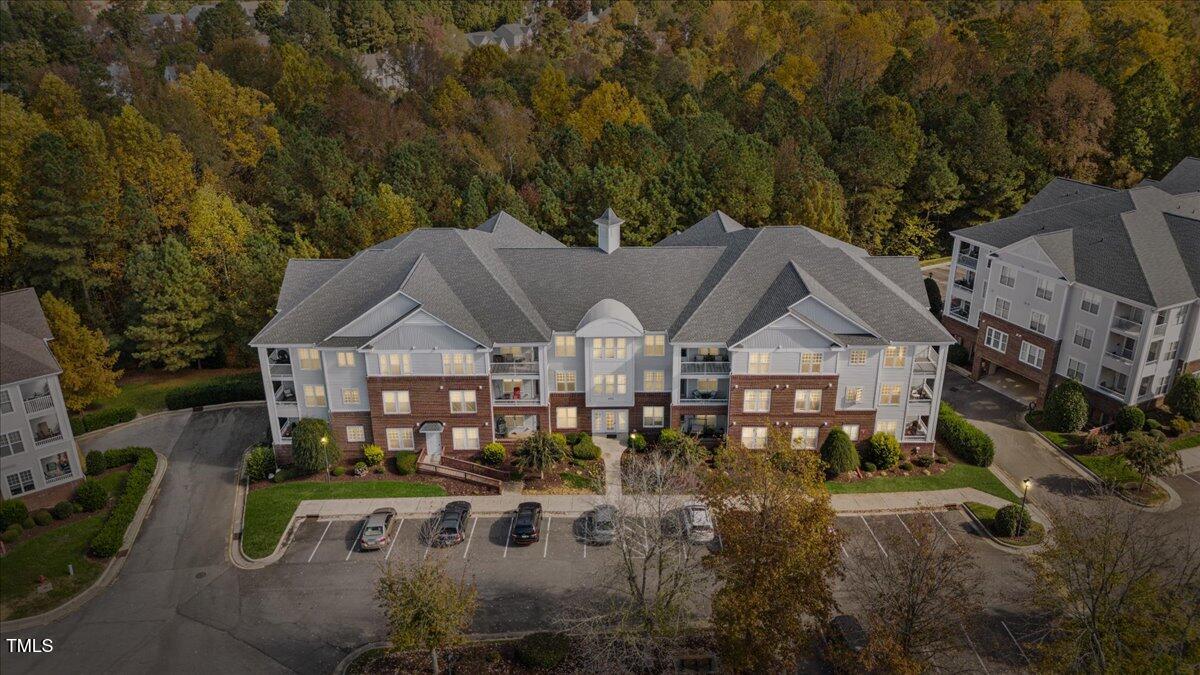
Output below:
[1181,447,1200,473]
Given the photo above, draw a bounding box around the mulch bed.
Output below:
[830,442,952,483]
[521,459,604,494]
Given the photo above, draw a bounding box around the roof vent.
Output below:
[595,207,624,254]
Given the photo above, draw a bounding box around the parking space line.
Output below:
[463,516,478,559]
[861,516,888,557]
[582,538,587,558]
[307,521,332,564]
[423,521,434,560]
[929,512,958,545]
[895,514,918,544]
[840,543,849,559]
[385,518,403,560]
[503,516,514,558]
[1001,620,1030,667]
[347,520,366,561]
[1179,472,1200,487]
[543,516,552,558]
[961,627,989,674]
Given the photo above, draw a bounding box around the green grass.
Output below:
[0,514,107,620]
[559,471,602,492]
[242,480,447,559]
[1169,433,1200,452]
[90,368,255,414]
[96,469,129,497]
[920,255,951,266]
[1076,453,1141,484]
[963,501,1045,546]
[1024,411,1081,450]
[826,464,1018,503]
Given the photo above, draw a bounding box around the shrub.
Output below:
[353,461,367,476]
[924,276,943,316]
[657,428,707,464]
[1165,372,1200,421]
[948,343,970,368]
[820,428,858,476]
[937,402,995,467]
[1124,431,1180,488]
[1170,416,1191,437]
[861,432,901,470]
[914,455,934,468]
[992,505,1032,537]
[32,509,53,527]
[291,418,340,475]
[1145,419,1162,432]
[85,450,108,476]
[1081,433,1105,454]
[1044,380,1089,432]
[362,444,384,467]
[935,456,948,464]
[1114,406,1145,434]
[571,439,601,460]
[550,432,568,450]
[564,432,589,446]
[21,516,34,529]
[627,433,647,452]
[243,445,277,482]
[1,525,20,543]
[480,442,506,466]
[0,499,30,529]
[515,431,569,478]
[102,447,141,467]
[899,461,914,471]
[1150,429,1167,442]
[331,466,347,477]
[163,372,263,410]
[862,462,877,472]
[89,447,157,558]
[70,405,136,434]
[75,479,109,512]
[394,451,417,476]
[271,468,291,483]
[514,632,571,669]
[52,501,76,520]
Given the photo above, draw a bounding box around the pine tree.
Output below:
[125,237,220,371]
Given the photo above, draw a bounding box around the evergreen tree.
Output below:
[1111,62,1181,179]
[125,237,220,370]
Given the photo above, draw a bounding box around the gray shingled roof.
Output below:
[1,288,61,385]
[955,159,1200,307]
[254,211,952,347]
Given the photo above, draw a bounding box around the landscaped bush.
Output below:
[1114,406,1145,434]
[1044,380,1089,432]
[861,432,901,470]
[820,428,858,476]
[101,447,142,467]
[1165,373,1200,421]
[564,432,587,446]
[914,455,934,468]
[1170,416,1192,437]
[32,509,53,526]
[1081,433,1106,454]
[393,451,417,476]
[52,500,76,520]
[937,402,995,467]
[935,456,948,464]
[657,428,707,464]
[924,276,943,316]
[163,372,264,410]
[291,418,340,475]
[1,525,20,543]
[362,444,384,467]
[1146,419,1162,432]
[75,479,109,512]
[627,433,647,452]
[89,447,157,558]
[481,442,506,466]
[514,632,571,669]
[244,445,277,482]
[70,405,136,435]
[331,466,347,477]
[948,343,970,368]
[271,468,295,483]
[862,462,877,472]
[85,450,108,476]
[571,439,601,460]
[992,504,1032,537]
[899,461,914,471]
[21,516,34,529]
[0,499,30,529]
[353,461,367,476]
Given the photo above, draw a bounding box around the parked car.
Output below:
[359,508,397,551]
[433,501,472,547]
[584,504,618,545]
[511,501,543,545]
[681,503,715,544]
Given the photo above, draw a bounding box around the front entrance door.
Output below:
[424,431,442,461]
[592,409,628,435]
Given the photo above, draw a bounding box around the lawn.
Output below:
[242,481,447,559]
[826,464,1018,503]
[1076,453,1141,484]
[96,468,129,496]
[963,501,1045,546]
[90,368,255,414]
[1169,433,1200,452]
[0,515,107,621]
[1024,411,1081,450]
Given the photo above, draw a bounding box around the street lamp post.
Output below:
[321,436,330,483]
[1019,478,1032,536]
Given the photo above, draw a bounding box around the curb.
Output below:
[74,401,266,442]
[958,502,1048,555]
[0,451,169,631]
[333,633,546,675]
[335,642,390,675]
[227,445,292,570]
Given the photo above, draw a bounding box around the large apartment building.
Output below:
[251,210,953,464]
[0,289,85,507]
[943,158,1200,418]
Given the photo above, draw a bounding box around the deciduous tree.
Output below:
[568,81,649,143]
[176,64,280,170]
[376,560,477,675]
[106,106,196,233]
[40,291,120,412]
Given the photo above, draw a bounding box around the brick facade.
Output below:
[971,312,1062,404]
[15,477,82,510]
[941,315,979,356]
[366,375,493,456]
[548,393,590,434]
[728,375,878,449]
[329,411,374,458]
[631,392,671,440]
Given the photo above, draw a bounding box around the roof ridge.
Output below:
[847,248,950,339]
[673,228,766,337]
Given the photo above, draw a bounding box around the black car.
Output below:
[511,502,542,545]
[433,501,471,547]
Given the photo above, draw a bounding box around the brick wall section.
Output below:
[631,392,671,440]
[941,316,979,356]
[493,404,550,448]
[728,375,877,448]
[971,312,1062,404]
[1185,359,1200,375]
[17,477,82,510]
[366,376,493,454]
[329,411,374,459]
[548,393,590,434]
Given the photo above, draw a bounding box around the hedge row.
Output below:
[89,447,157,558]
[164,373,264,410]
[937,402,995,467]
[70,405,137,435]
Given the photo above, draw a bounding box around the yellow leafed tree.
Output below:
[107,106,197,232]
[567,81,649,143]
[177,64,280,170]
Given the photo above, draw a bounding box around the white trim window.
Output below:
[748,352,770,374]
[1156,376,1171,395]
[791,427,818,450]
[452,427,479,450]
[556,406,577,429]
[336,351,356,367]
[379,353,411,376]
[298,348,321,370]
[449,390,477,413]
[794,389,821,412]
[1029,310,1048,335]
[555,335,576,357]
[743,389,771,413]
[800,352,822,373]
[383,391,410,414]
[346,426,365,442]
[1176,307,1189,325]
[1066,358,1085,382]
[1035,278,1054,301]
[0,430,25,457]
[876,420,898,436]
[984,327,1009,353]
[844,386,863,405]
[1019,342,1046,369]
[592,374,627,395]
[0,390,12,414]
[643,370,665,391]
[883,346,906,368]
[849,350,868,366]
[555,370,577,392]
[642,406,664,428]
[880,384,901,405]
[999,265,1015,287]
[5,469,35,496]
[341,387,361,405]
[643,334,665,357]
[386,428,414,451]
[303,384,327,407]
[1073,325,1093,349]
[592,338,627,359]
[741,426,768,450]
[994,297,1010,320]
[840,424,860,442]
[1080,291,1101,315]
[443,353,475,375]
[1166,340,1180,361]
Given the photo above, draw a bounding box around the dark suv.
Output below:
[511,502,543,545]
[433,501,472,547]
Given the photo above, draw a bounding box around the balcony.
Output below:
[912,354,938,372]
[492,380,540,405]
[1153,321,1167,337]
[680,414,727,439]
[903,416,929,442]
[278,417,298,440]
[680,361,731,375]
[953,276,975,291]
[1105,346,1135,363]
[956,253,978,270]
[909,384,934,401]
[267,348,293,377]
[1097,381,1127,397]
[490,361,539,375]
[495,414,538,440]
[32,416,63,446]
[948,301,971,321]
[22,392,54,414]
[274,382,296,403]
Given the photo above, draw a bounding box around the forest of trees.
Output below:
[1,0,1197,374]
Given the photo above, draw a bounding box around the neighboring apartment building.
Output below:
[0,289,85,507]
[251,210,953,464]
[943,157,1200,418]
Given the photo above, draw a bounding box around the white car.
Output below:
[681,503,715,544]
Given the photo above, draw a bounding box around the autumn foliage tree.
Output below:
[376,560,477,675]
[40,291,120,412]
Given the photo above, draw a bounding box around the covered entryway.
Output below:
[419,421,444,462]
[592,409,628,436]
[976,363,1040,408]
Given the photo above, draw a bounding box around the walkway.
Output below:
[594,436,625,500]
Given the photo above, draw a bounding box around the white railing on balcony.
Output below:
[912,356,937,372]
[1098,381,1127,398]
[22,393,54,414]
[490,362,540,375]
[1105,347,1135,363]
[44,468,74,484]
[1153,322,1167,337]
[956,254,978,270]
[680,361,732,375]
[948,304,971,320]
[909,385,934,401]
[269,363,293,377]
[34,430,63,446]
[492,393,540,405]
[679,395,729,404]
[1111,316,1142,333]
[953,278,974,291]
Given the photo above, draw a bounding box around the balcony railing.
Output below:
[490,362,539,375]
[953,277,974,291]
[22,393,54,414]
[680,361,732,375]
[679,394,728,404]
[34,430,63,446]
[948,304,971,320]
[909,385,933,401]
[269,363,293,377]
[912,356,937,372]
[1111,316,1142,333]
[492,393,540,405]
[1153,322,1167,337]
[1106,347,1135,362]
[1098,381,1127,397]
[956,254,978,270]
